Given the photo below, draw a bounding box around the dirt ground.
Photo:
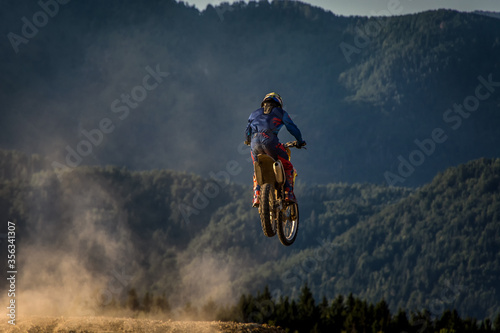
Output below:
[0,316,286,333]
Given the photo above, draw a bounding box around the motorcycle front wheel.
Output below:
[259,183,277,237]
[278,203,299,246]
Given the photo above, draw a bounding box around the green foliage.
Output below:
[1,150,500,320]
[215,158,500,319]
[218,284,500,333]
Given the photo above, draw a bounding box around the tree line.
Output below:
[120,284,500,333]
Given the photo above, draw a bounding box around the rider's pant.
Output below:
[251,134,294,194]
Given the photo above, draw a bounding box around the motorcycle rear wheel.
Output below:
[278,203,299,246]
[259,183,277,237]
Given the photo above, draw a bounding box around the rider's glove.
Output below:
[244,139,251,146]
[298,140,307,148]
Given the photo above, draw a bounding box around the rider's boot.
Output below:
[253,190,261,207]
[252,174,260,207]
[285,191,297,203]
[284,169,297,204]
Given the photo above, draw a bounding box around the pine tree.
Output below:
[372,299,391,333]
[143,292,152,313]
[318,296,331,332]
[202,298,218,320]
[480,318,493,332]
[297,284,318,332]
[494,313,500,333]
[275,296,294,329]
[126,288,140,311]
[237,293,257,323]
[153,293,170,314]
[391,308,410,333]
[255,286,275,324]
[410,309,433,333]
[330,295,346,333]
[182,302,198,319]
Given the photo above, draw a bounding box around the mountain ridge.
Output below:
[2,1,500,186]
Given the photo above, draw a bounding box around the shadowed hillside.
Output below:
[1,1,500,186]
[0,150,499,319]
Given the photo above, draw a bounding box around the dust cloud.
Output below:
[0,168,245,322]
[0,170,136,318]
[176,251,240,313]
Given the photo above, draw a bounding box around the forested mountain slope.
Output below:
[1,1,500,186]
[1,150,499,319]
[256,158,500,319]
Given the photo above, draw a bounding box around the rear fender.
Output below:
[254,154,276,186]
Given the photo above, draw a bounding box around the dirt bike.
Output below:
[253,141,305,246]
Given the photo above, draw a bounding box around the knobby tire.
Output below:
[259,183,276,237]
[277,203,299,246]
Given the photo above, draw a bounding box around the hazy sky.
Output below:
[182,0,500,16]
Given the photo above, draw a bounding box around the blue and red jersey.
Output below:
[246,106,303,193]
[245,106,303,143]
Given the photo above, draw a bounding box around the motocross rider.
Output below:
[245,92,306,207]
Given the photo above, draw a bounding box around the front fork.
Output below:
[275,185,289,212]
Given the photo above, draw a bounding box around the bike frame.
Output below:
[253,141,303,246]
[254,155,286,207]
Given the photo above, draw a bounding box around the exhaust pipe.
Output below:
[273,161,285,185]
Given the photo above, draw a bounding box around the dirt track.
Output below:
[0,316,286,333]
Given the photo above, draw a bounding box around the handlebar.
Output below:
[284,141,307,149]
[244,140,306,149]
